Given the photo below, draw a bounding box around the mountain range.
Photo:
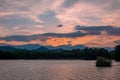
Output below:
[13,44,86,50]
[0,44,87,51]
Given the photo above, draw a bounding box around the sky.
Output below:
[0,0,120,47]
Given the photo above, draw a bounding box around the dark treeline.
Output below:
[0,44,120,60]
[0,47,115,60]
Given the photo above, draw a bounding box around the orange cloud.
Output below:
[0,40,28,45]
[46,36,98,47]
[46,37,70,47]
[0,34,120,48]
[46,35,120,47]
[0,39,42,46]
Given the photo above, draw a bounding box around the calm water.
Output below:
[0,60,120,80]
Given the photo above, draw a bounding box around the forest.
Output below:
[0,45,119,61]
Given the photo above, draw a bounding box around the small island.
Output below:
[96,45,120,67]
[96,57,111,67]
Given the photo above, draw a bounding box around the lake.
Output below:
[0,60,120,80]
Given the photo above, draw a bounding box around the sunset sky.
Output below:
[0,0,120,47]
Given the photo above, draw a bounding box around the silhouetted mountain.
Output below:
[0,46,17,51]
[46,44,86,50]
[59,44,86,50]
[15,44,41,50]
[8,44,87,50]
[34,46,49,51]
[0,43,114,51]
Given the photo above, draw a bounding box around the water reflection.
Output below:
[0,60,120,80]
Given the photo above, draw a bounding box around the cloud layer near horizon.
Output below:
[0,34,119,48]
[0,0,120,36]
[0,0,120,47]
[0,26,120,47]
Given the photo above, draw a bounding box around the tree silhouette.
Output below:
[115,44,120,61]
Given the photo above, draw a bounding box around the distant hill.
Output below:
[0,44,114,51]
[46,44,87,50]
[34,46,49,51]
[0,46,17,51]
[0,44,87,51]
[15,44,41,50]
[2,44,86,50]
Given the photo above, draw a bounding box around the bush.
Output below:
[96,57,112,67]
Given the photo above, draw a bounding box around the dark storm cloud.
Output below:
[75,25,120,35]
[42,31,84,37]
[0,35,32,42]
[0,25,120,42]
[0,31,85,42]
[0,35,48,42]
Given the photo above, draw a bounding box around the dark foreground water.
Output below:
[0,60,120,80]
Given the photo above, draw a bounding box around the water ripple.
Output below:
[0,60,120,80]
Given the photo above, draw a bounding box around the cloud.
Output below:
[0,14,35,26]
[0,0,49,23]
[62,0,80,8]
[0,26,9,37]
[0,25,120,40]
[57,25,63,27]
[55,0,120,27]
[50,0,64,10]
[0,31,83,42]
[1,0,120,26]
[0,0,120,48]
[75,25,120,35]
[38,10,59,25]
[0,24,45,37]
[0,34,119,47]
[84,35,120,47]
[114,40,120,44]
[0,39,48,46]
[56,2,103,25]
[0,0,66,35]
[80,0,120,11]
